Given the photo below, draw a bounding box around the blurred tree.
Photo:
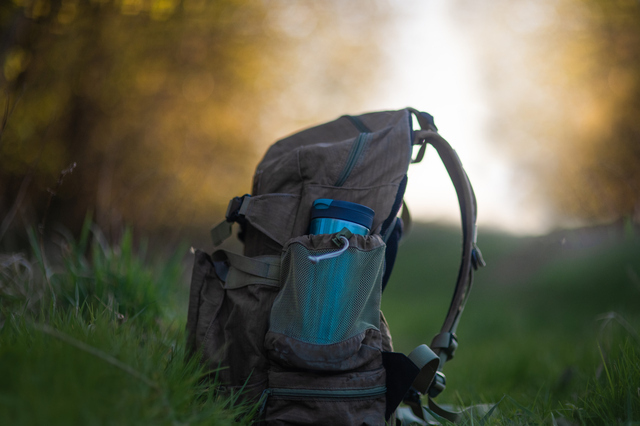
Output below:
[454,0,640,227]
[0,0,392,245]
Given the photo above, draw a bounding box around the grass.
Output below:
[1,219,639,424]
[0,219,252,426]
[382,222,640,424]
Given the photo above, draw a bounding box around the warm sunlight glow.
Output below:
[371,0,551,234]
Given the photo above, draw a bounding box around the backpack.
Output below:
[185,108,485,425]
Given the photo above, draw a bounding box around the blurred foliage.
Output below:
[0,0,392,245]
[0,216,186,327]
[0,220,250,425]
[454,0,640,226]
[383,222,640,423]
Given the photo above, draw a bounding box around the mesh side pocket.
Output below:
[269,234,385,346]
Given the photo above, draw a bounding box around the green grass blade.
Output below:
[479,395,505,426]
[31,323,158,389]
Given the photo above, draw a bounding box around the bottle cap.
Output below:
[311,199,375,230]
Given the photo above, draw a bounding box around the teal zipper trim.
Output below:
[344,115,371,133]
[334,132,372,187]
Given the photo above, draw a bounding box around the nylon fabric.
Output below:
[249,111,412,245]
[242,194,301,246]
[216,250,281,281]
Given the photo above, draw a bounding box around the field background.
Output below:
[383,222,640,422]
[1,221,638,424]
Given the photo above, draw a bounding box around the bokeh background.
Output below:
[0,0,393,247]
[2,0,638,248]
[1,1,639,422]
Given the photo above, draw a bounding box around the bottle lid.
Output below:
[311,199,375,230]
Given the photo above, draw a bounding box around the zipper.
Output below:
[258,386,386,414]
[262,385,385,401]
[334,132,372,187]
[272,386,386,399]
[344,115,371,133]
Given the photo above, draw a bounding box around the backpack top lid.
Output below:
[242,109,418,247]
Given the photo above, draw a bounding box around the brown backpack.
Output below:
[186,108,485,425]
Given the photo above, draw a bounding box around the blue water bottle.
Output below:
[309,199,374,236]
[307,199,375,343]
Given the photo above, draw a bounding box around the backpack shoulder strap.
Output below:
[400,111,485,422]
[409,109,486,382]
[415,128,485,348]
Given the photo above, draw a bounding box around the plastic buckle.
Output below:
[427,371,446,398]
[403,387,422,405]
[331,228,353,246]
[431,332,458,360]
[449,334,459,358]
[419,111,438,132]
[225,194,250,223]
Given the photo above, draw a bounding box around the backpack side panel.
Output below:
[186,250,280,402]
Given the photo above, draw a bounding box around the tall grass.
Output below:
[2,220,639,424]
[383,223,640,425]
[0,219,250,425]
[575,317,640,424]
[457,319,640,425]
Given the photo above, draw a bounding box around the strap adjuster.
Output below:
[225,194,251,223]
[210,194,251,247]
[430,332,458,360]
[472,243,486,270]
[427,371,446,398]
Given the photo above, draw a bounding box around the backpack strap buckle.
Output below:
[430,332,458,362]
[427,371,447,398]
[226,194,251,223]
[210,195,251,247]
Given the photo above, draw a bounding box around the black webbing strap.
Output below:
[210,194,251,247]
